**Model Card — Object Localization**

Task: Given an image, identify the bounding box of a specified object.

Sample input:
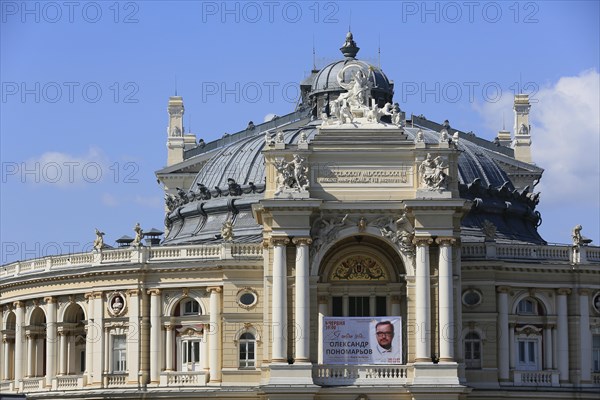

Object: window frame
[239,332,256,369]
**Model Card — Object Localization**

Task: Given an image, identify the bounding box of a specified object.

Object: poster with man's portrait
[322,317,402,364]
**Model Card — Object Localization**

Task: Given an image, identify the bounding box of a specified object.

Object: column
[414,238,432,362]
[148,289,161,383]
[45,297,57,387]
[14,301,24,383]
[497,286,510,381]
[317,297,328,364]
[552,328,558,370]
[165,325,174,371]
[556,288,570,382]
[83,293,94,383]
[92,292,104,385]
[271,237,289,363]
[26,334,34,377]
[202,332,210,370]
[436,237,455,362]
[579,289,591,382]
[543,325,552,370]
[292,237,311,363]
[59,331,67,375]
[208,287,222,382]
[127,289,140,384]
[3,339,11,380]
[391,295,401,316]
[509,323,515,370]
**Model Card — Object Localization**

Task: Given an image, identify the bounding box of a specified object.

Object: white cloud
[134,195,162,209]
[25,147,109,187]
[474,70,600,206]
[101,193,119,207]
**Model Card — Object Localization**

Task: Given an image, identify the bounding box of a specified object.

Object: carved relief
[374,213,414,255]
[330,255,388,281]
[418,153,450,190]
[273,154,309,196]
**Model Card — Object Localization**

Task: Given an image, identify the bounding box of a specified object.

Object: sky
[1,0,599,264]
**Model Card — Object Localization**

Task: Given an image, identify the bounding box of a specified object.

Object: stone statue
[221,220,234,242]
[440,129,449,143]
[572,224,592,246]
[375,213,414,255]
[132,223,144,247]
[111,295,124,313]
[358,217,367,233]
[415,130,424,143]
[274,154,309,195]
[276,131,285,144]
[298,131,308,144]
[391,103,402,125]
[311,214,349,258]
[338,98,354,124]
[93,228,105,251]
[265,131,274,146]
[482,220,497,241]
[519,123,529,135]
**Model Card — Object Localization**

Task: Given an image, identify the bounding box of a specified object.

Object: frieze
[315,166,412,186]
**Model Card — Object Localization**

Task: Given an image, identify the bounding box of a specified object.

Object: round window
[593,292,600,314]
[240,293,256,306]
[237,288,258,309]
[462,289,482,307]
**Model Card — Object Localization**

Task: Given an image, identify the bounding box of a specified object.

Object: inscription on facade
[315,166,412,185]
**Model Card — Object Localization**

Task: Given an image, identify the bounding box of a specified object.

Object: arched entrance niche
[60,303,86,375]
[315,234,408,364]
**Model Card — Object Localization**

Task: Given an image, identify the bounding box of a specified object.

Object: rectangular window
[593,335,600,372]
[80,350,85,373]
[517,338,538,370]
[112,335,127,372]
[348,296,370,317]
[375,296,387,316]
[332,297,343,317]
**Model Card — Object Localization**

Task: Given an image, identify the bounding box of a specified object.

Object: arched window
[239,332,256,369]
[464,332,481,369]
[517,298,540,315]
[179,299,201,316]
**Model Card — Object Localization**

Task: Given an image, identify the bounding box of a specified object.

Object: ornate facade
[1,33,600,399]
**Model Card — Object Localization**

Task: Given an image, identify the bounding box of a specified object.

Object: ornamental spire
[340,31,359,59]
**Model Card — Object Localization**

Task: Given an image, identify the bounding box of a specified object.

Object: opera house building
[1,33,599,400]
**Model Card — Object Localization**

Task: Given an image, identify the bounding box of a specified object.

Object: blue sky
[1,1,599,263]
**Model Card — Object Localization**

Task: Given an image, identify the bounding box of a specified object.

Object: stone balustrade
[313,364,410,386]
[0,243,264,280]
[160,371,209,386]
[513,370,559,387]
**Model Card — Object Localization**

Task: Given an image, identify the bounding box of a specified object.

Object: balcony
[513,370,559,387]
[159,371,209,387]
[104,373,128,388]
[54,374,87,390]
[313,364,410,386]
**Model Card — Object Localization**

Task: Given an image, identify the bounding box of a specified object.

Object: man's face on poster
[376,322,394,350]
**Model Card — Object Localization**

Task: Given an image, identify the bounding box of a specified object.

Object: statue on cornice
[572,224,592,246]
[221,220,234,242]
[93,228,105,251]
[132,222,144,247]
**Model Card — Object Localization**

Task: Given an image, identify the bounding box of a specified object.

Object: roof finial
[174,75,178,96]
[340,30,359,58]
[312,35,316,70]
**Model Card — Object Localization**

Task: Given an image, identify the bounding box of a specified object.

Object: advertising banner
[322,317,402,364]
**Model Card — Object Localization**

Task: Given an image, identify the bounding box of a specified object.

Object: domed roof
[309,32,394,105]
[162,116,543,245]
